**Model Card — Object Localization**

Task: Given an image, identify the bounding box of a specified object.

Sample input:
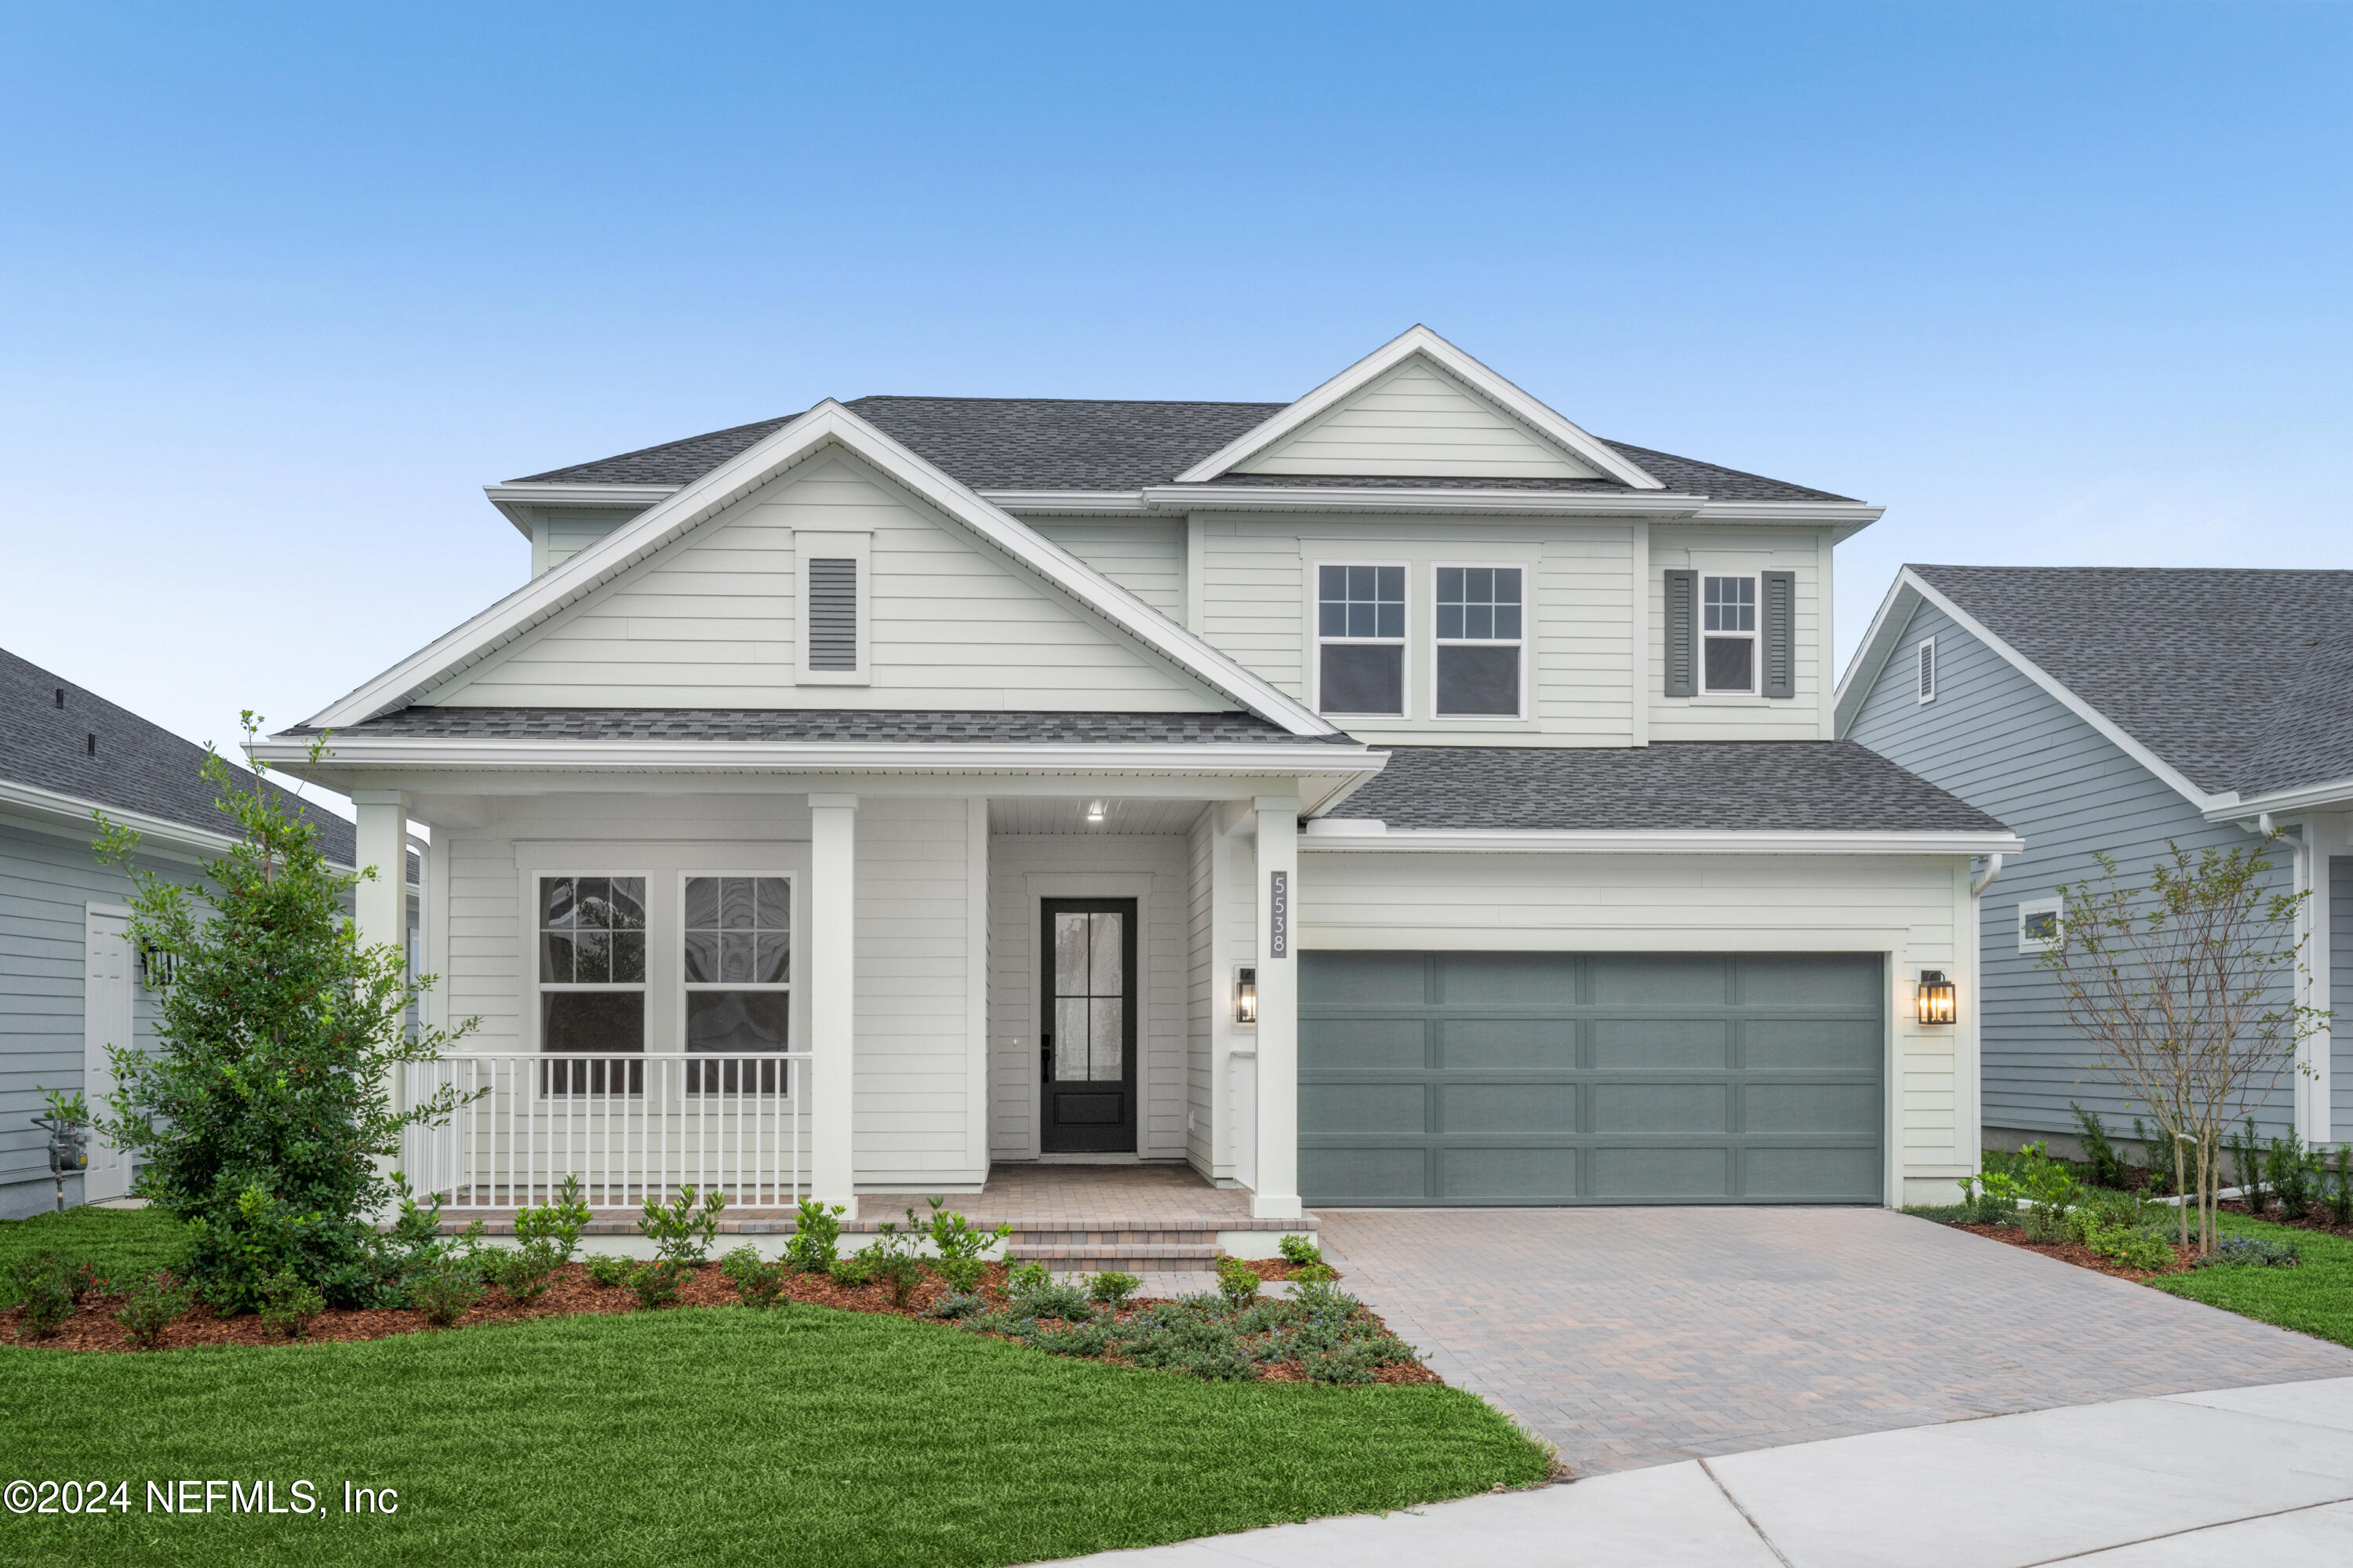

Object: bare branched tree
[2041,838,2324,1253]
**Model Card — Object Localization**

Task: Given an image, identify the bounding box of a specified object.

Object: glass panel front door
[1041,898,1136,1152]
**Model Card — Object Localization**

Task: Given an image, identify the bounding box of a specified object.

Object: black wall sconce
[1234,966,1257,1025]
[1916,970,1956,1026]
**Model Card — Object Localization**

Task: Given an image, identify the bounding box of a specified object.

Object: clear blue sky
[5,2,2348,799]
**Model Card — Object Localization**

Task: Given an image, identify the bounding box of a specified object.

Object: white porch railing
[402,1053,812,1210]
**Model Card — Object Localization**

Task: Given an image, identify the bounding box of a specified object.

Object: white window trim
[531,869,651,1053]
[1698,571,1762,697]
[795,529,872,686]
[1916,636,1937,704]
[676,870,797,1095]
[1431,561,1528,720]
[1310,558,1411,719]
[2019,896,2064,953]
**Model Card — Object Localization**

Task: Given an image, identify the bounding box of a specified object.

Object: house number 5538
[1270,870,1288,959]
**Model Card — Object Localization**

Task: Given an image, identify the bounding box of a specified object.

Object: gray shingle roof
[313,708,1353,745]
[510,397,1857,504]
[2,646,358,863]
[1323,741,2009,833]
[1911,566,2353,797]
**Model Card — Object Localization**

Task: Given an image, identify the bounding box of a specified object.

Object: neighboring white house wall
[1297,848,1977,1204]
[428,789,985,1192]
[985,832,1192,1162]
[1234,356,1600,479]
[433,450,1224,713]
[1648,524,1830,742]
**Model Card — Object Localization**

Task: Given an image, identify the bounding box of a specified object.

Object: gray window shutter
[1762,569,1795,699]
[807,558,859,671]
[1662,569,1696,698]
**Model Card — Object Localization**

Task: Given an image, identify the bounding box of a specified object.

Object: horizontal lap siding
[442,451,1217,712]
[2332,858,2352,1143]
[535,507,642,575]
[987,835,1191,1162]
[1845,600,2294,1144]
[1648,526,1826,741]
[1030,521,1186,621]
[1235,361,1596,479]
[1299,849,1968,1191]
[0,821,184,1213]
[434,792,980,1185]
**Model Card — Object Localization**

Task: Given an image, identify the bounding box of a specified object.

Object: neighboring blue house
[0,647,409,1220]
[1839,566,2353,1162]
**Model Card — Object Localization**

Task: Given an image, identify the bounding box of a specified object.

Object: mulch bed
[1223,1255,1340,1282]
[1945,1222,2196,1282]
[3,1259,1431,1384]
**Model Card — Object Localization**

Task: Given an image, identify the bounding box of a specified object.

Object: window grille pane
[1319,562,1406,641]
[607,879,645,931]
[758,878,791,930]
[1438,567,1522,642]
[1704,635,1755,691]
[572,928,610,984]
[1437,646,1521,715]
[1053,912,1089,995]
[722,931,755,984]
[720,876,756,929]
[1704,576,1755,632]
[755,933,791,985]
[540,933,575,984]
[685,876,719,929]
[611,932,646,985]
[1054,997,1089,1079]
[683,931,718,984]
[1319,643,1404,715]
[1089,997,1124,1081]
[541,876,576,930]
[1088,912,1124,995]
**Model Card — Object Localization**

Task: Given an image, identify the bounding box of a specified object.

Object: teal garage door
[1299,952,1884,1206]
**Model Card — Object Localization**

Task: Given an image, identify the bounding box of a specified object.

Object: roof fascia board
[1144,486,1702,517]
[1171,326,1664,489]
[0,777,242,859]
[315,403,1337,737]
[484,482,678,537]
[2203,777,2353,818]
[246,737,1381,777]
[1881,569,2231,813]
[983,490,1154,515]
[1692,502,1885,527]
[1299,824,2024,855]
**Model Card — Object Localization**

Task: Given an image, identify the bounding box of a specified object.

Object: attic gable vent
[807,558,859,672]
[1916,637,1937,704]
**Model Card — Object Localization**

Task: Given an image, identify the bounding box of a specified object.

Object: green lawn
[2147,1209,2353,1350]
[0,1203,190,1291]
[0,1212,1547,1567]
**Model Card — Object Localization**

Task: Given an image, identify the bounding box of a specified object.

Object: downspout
[1969,853,2004,897]
[1960,853,2001,1188]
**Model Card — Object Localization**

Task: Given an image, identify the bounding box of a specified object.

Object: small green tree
[2042,839,2326,1254]
[92,716,479,1308]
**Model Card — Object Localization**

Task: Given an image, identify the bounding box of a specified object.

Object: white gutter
[0,777,244,857]
[2209,778,2353,820]
[482,482,679,537]
[246,736,1385,779]
[1140,485,1708,517]
[1298,823,2024,855]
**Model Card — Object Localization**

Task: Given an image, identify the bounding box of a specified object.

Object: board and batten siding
[1027,520,1186,622]
[0,819,188,1220]
[434,449,1221,713]
[429,790,986,1188]
[1843,598,2295,1145]
[1235,357,1600,479]
[984,833,1192,1162]
[1646,526,1831,742]
[1295,846,1976,1204]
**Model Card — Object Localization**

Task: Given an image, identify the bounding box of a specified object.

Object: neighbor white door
[83,905,134,1202]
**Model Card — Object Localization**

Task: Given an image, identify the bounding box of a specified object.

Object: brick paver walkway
[1320,1207,2353,1475]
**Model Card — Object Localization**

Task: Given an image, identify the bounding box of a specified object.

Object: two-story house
[257,327,2015,1221]
[1839,566,2353,1162]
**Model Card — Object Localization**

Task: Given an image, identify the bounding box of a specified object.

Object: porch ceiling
[988,797,1211,835]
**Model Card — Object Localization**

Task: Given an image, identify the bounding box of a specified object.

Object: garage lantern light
[1916,970,1957,1026]
[1234,966,1258,1025]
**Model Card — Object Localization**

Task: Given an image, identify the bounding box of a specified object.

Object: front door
[1040,899,1137,1154]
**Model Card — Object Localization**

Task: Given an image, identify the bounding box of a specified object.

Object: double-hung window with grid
[682,875,791,1095]
[537,875,646,1095]
[1317,564,1406,716]
[1435,566,1523,715]
[1701,575,1759,694]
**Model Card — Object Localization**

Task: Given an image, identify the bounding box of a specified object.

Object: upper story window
[537,875,646,1093]
[1316,564,1406,716]
[1701,575,1758,694]
[1435,566,1523,716]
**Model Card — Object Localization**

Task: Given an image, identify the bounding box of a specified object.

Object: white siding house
[262,327,2017,1217]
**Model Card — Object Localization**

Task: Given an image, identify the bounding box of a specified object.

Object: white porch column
[1251,793,1301,1221]
[809,793,859,1217]
[352,789,409,1202]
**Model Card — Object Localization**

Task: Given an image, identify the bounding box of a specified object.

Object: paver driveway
[1319,1207,2353,1475]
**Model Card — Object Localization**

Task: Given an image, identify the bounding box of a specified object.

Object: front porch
[428,1162,1320,1281]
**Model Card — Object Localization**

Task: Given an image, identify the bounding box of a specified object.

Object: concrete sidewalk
[1046,1376,2353,1566]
